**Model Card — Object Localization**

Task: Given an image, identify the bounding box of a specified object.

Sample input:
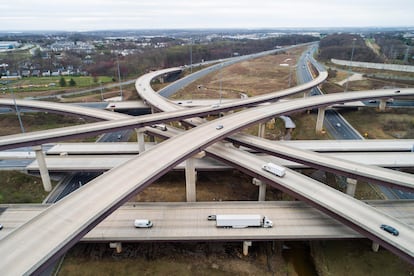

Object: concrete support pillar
[185,158,196,202]
[243,241,252,256]
[135,128,146,153]
[379,99,386,111]
[109,242,122,253]
[346,178,358,197]
[185,151,206,202]
[258,123,266,138]
[252,178,266,201]
[33,145,52,192]
[372,242,380,252]
[316,107,325,132]
[326,172,337,186]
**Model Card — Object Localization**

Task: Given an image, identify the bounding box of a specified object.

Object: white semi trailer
[215,214,273,228]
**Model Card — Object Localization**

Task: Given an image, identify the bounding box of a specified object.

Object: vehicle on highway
[151,124,168,131]
[262,162,286,177]
[216,124,224,130]
[117,134,122,140]
[207,215,216,221]
[380,224,399,236]
[215,214,273,228]
[336,123,341,127]
[0,224,3,230]
[134,219,153,228]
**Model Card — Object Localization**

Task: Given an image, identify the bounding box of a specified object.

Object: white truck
[214,214,273,228]
[262,162,286,177]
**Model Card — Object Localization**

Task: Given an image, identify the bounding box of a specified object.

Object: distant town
[1,28,413,83]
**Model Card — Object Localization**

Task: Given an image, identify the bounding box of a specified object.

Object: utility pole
[344,38,356,92]
[190,38,193,73]
[9,81,25,133]
[116,55,123,100]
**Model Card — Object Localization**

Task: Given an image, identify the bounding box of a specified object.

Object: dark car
[380,224,399,236]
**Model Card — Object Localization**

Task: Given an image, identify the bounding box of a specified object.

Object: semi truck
[262,162,286,177]
[214,214,273,228]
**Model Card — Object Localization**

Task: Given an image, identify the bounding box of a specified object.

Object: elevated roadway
[40,139,414,155]
[24,152,414,172]
[1,201,413,242]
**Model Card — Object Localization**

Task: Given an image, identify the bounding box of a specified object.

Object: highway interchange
[0,44,413,274]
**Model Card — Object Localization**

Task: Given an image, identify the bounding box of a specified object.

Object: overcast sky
[1,0,413,31]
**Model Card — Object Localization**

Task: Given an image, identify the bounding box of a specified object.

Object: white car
[134,219,153,228]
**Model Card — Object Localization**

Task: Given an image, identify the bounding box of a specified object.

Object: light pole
[189,38,193,74]
[219,62,223,105]
[9,80,25,133]
[116,55,123,100]
[99,81,104,101]
[345,38,356,92]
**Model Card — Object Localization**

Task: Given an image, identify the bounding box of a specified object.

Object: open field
[341,108,414,139]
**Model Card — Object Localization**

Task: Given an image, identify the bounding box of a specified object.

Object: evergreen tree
[69,78,76,86]
[59,77,67,87]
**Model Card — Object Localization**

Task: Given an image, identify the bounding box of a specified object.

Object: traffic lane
[324,110,362,140]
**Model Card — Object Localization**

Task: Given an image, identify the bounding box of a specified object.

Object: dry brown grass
[171,52,299,100]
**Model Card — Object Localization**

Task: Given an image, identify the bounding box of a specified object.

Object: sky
[1,0,413,31]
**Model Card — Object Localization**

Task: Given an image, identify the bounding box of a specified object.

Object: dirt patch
[171,52,299,100]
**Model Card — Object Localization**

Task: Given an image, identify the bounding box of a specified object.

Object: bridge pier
[315,107,325,132]
[33,145,52,192]
[372,242,380,252]
[346,178,358,197]
[185,151,205,202]
[379,99,386,111]
[136,128,146,153]
[243,241,252,256]
[258,122,266,138]
[109,242,122,253]
[252,178,266,201]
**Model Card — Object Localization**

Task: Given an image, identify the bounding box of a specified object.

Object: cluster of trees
[59,77,76,87]
[318,34,382,63]
[372,33,413,64]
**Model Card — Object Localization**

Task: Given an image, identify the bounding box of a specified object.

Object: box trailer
[215,214,273,228]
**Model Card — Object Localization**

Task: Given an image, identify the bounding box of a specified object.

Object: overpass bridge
[1,201,413,242]
[23,152,414,172]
